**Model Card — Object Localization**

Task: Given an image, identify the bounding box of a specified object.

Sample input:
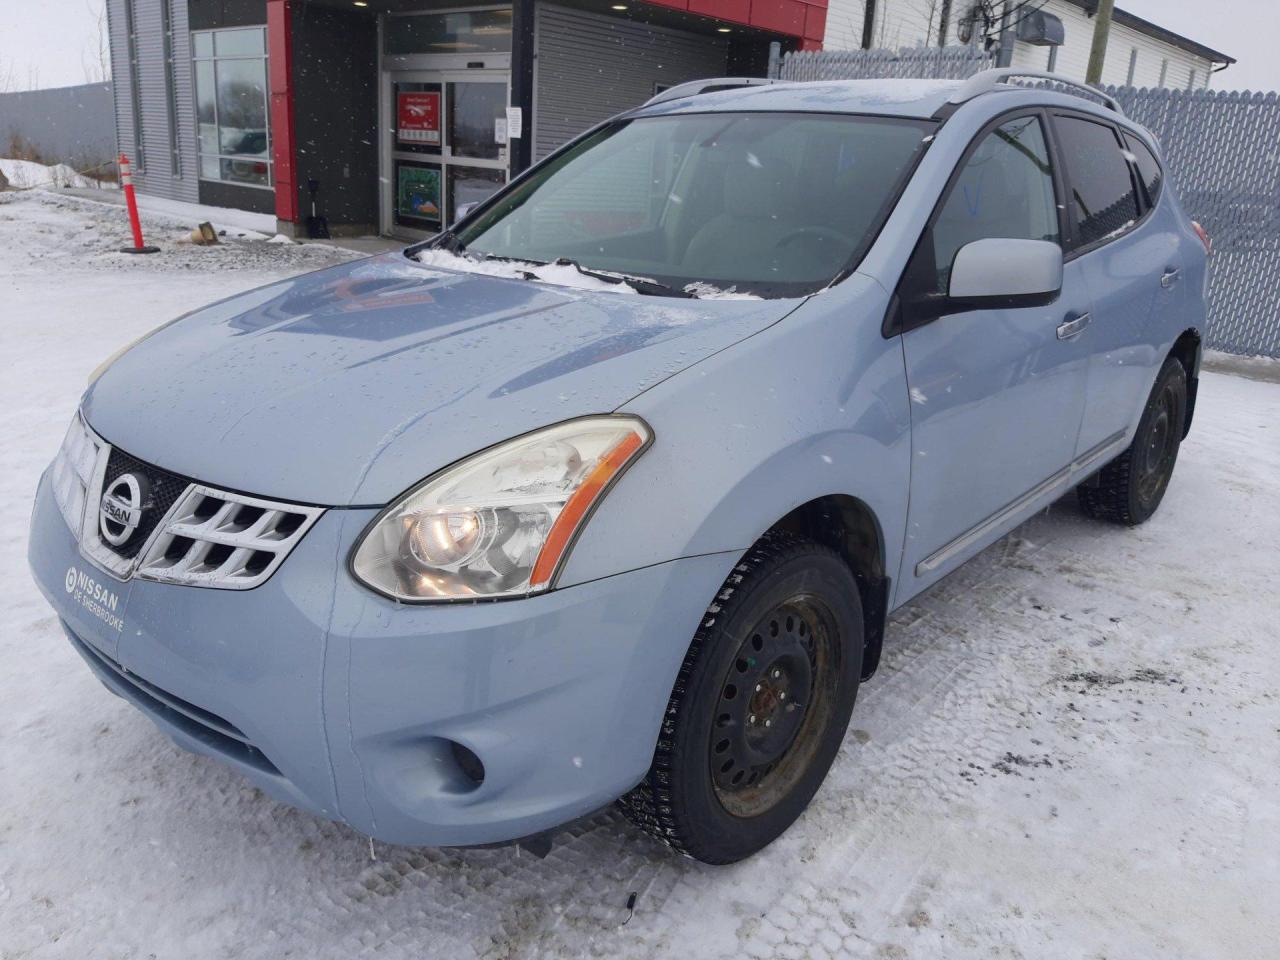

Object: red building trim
[644,0,824,44]
[267,0,298,223]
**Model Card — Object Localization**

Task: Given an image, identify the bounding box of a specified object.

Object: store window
[192,27,272,189]
[383,9,512,55]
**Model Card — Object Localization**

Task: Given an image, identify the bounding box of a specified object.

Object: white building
[822,1,1235,90]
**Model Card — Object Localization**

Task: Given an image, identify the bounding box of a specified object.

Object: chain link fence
[774,47,1280,358]
[778,46,995,82]
[1104,86,1280,358]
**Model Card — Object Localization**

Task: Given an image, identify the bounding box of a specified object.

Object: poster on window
[397,91,441,146]
[395,161,442,228]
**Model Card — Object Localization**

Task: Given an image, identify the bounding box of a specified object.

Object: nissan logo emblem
[99,473,148,546]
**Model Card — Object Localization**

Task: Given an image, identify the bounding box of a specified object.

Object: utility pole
[861,0,878,50]
[937,0,952,46]
[996,0,1015,68]
[1085,0,1116,86]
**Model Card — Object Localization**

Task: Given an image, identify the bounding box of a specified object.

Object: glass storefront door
[383,71,509,239]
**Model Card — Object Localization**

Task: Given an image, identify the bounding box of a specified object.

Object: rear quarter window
[1053,115,1141,249]
[1123,133,1164,209]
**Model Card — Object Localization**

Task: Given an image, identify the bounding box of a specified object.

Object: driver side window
[929,115,1060,294]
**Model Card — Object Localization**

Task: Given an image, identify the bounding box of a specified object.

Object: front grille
[72,416,325,590]
[67,627,280,776]
[101,447,192,559]
[134,484,322,589]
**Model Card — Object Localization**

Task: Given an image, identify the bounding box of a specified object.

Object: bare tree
[0,57,43,93]
[0,56,17,94]
[82,0,111,84]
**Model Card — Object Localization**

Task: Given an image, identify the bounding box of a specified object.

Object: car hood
[84,253,800,505]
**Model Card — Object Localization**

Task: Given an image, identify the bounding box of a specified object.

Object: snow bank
[0,157,103,190]
[134,193,277,237]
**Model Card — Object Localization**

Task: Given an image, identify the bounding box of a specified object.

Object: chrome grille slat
[134,484,323,590]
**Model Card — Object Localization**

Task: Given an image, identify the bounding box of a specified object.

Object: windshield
[445,112,936,298]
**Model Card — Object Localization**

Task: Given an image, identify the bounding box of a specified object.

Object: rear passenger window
[1054,116,1140,248]
[928,115,1060,294]
[1123,133,1164,209]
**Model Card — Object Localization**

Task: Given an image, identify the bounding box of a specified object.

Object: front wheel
[620,532,863,864]
[1078,356,1188,525]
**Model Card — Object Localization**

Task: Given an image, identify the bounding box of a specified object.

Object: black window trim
[1047,109,1152,262]
[1120,129,1165,212]
[885,106,1068,338]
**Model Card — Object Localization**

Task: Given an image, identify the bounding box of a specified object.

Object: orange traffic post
[118,154,159,254]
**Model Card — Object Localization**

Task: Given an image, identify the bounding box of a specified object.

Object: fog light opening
[449,740,485,789]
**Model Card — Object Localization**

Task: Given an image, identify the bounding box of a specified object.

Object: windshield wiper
[435,230,467,255]
[544,257,694,298]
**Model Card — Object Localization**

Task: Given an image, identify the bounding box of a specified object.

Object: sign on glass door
[395,160,442,230]
[397,90,441,146]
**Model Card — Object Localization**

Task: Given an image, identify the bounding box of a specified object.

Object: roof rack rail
[947,68,1124,115]
[643,77,784,108]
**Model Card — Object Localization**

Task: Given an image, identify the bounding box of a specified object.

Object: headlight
[50,412,100,535]
[350,416,651,602]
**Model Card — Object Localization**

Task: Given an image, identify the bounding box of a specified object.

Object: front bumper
[28,469,736,846]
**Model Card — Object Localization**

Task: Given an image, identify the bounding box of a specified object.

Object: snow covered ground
[2,189,1278,959]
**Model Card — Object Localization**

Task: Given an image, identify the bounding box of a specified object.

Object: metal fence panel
[778,46,994,82]
[0,83,116,170]
[774,47,1280,358]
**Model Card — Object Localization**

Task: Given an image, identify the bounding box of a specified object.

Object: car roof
[629,73,1137,131]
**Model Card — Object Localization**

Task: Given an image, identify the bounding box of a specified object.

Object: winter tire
[1078,355,1188,526]
[620,531,863,864]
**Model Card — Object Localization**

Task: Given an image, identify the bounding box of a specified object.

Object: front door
[383,71,509,239]
[896,112,1092,595]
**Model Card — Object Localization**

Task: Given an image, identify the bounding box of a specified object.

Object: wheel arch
[764,494,889,682]
[1168,328,1202,438]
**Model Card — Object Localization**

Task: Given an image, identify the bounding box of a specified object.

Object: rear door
[896,112,1092,594]
[1050,113,1183,457]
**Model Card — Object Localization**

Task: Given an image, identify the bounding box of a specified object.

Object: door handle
[1161,268,1180,288]
[1057,313,1092,340]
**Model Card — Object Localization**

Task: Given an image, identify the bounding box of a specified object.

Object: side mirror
[947,237,1063,310]
[452,201,479,226]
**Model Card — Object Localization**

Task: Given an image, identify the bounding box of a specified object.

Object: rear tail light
[1191,220,1213,256]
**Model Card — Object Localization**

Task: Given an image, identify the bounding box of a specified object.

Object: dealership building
[105,0,825,238]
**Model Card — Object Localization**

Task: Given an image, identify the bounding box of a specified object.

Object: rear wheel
[1078,356,1187,526]
[620,531,863,864]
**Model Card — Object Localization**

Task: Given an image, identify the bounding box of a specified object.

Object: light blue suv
[29,69,1209,863]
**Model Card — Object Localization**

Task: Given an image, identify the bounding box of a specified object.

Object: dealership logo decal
[64,565,124,633]
[99,473,147,546]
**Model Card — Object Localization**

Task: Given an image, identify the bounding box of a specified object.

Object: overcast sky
[1,0,1277,93]
[1118,0,1276,91]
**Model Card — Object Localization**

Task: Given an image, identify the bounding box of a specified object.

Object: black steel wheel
[620,531,863,864]
[710,597,838,818]
[1078,356,1188,526]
